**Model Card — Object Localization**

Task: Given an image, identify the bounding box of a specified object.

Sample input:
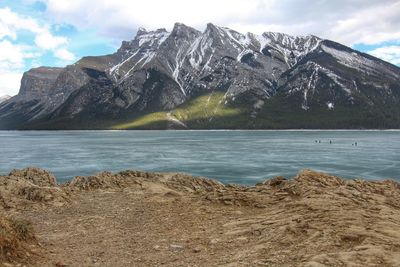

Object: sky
[1,0,400,96]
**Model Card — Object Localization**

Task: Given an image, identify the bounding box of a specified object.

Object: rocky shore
[1,168,400,266]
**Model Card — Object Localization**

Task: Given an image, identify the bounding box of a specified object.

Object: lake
[0,130,399,184]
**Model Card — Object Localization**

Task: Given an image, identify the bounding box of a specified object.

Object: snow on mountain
[1,22,400,130]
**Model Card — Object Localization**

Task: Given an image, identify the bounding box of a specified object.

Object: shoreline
[0,167,398,187]
[1,129,400,132]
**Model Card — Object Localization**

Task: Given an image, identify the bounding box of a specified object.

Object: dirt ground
[1,168,400,266]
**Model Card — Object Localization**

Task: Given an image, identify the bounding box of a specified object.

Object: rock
[17,67,63,102]
[265,176,287,187]
[236,237,248,243]
[170,244,184,251]
[232,210,244,215]
[192,247,201,253]
[209,239,219,245]
[9,168,57,187]
[0,168,69,209]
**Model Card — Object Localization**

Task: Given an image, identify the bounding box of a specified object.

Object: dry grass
[2,168,400,266]
[0,216,36,264]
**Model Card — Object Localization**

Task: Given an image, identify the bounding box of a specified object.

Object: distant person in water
[355,142,358,146]
[330,140,332,144]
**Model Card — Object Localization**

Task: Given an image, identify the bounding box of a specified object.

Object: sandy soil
[1,168,400,266]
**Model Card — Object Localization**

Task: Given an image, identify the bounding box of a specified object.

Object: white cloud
[0,72,23,96]
[0,7,73,51]
[54,48,75,61]
[37,0,400,47]
[35,32,68,50]
[0,7,75,96]
[0,7,42,39]
[368,46,400,65]
[327,1,400,45]
[0,40,27,69]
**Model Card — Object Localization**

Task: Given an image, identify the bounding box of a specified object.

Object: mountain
[1,23,400,130]
[0,95,11,104]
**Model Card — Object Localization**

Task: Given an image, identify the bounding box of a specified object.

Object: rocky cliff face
[16,67,63,101]
[1,23,399,129]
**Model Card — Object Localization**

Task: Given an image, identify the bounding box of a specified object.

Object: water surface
[0,130,399,184]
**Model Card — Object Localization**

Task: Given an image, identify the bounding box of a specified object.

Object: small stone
[236,237,248,242]
[192,247,201,253]
[209,239,219,245]
[232,210,243,215]
[170,244,184,250]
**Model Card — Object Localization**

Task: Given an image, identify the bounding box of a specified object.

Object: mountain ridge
[1,22,400,129]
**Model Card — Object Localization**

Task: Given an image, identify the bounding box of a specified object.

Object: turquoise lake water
[0,130,399,184]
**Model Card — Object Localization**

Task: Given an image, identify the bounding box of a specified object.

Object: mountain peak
[173,22,187,29]
[171,22,201,38]
[137,27,148,35]
[205,22,219,32]
[204,23,226,41]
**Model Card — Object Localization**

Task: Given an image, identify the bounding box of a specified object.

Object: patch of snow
[253,34,270,53]
[352,80,359,92]
[172,45,186,96]
[261,33,321,66]
[138,31,169,47]
[254,100,264,109]
[308,62,352,95]
[109,50,140,77]
[123,50,155,79]
[188,35,214,71]
[298,65,319,110]
[109,30,170,82]
[219,26,249,52]
[324,70,351,94]
[301,102,310,110]
[321,44,400,79]
[201,47,215,73]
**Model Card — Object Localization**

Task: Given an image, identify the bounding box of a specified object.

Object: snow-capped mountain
[1,23,400,129]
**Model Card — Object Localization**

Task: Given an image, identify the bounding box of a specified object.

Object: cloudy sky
[1,0,400,96]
